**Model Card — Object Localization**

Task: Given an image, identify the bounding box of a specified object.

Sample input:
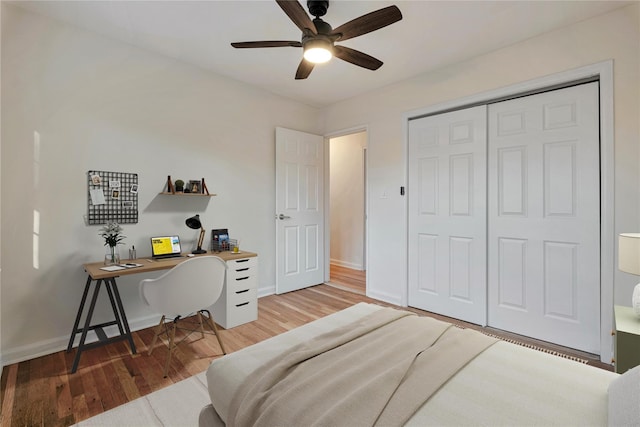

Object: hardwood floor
[328,264,366,294]
[0,284,611,427]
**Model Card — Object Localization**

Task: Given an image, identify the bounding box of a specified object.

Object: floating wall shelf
[159,192,216,197]
[163,175,214,196]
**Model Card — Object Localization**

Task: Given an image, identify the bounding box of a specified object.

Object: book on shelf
[211,228,230,251]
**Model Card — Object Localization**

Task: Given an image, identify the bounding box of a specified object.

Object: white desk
[66,251,258,373]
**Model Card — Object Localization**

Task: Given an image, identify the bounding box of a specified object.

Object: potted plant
[99,222,126,265]
[174,179,185,192]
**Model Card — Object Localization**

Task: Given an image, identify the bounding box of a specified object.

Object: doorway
[328,131,367,294]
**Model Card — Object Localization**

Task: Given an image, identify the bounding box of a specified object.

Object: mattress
[205,302,618,426]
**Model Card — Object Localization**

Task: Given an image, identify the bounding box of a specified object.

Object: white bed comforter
[204,303,617,426]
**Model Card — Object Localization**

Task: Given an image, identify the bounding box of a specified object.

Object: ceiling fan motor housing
[312,18,332,35]
[307,0,328,17]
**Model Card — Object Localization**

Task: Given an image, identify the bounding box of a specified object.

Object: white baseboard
[329,259,364,270]
[258,285,275,298]
[1,314,160,367]
[367,289,403,307]
[4,284,309,367]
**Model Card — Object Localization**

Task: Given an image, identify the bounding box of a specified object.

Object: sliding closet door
[487,82,600,354]
[408,106,487,325]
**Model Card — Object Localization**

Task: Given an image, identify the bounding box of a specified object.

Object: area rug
[73,371,210,426]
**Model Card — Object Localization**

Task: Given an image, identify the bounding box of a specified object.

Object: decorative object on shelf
[185,214,207,254]
[174,179,184,192]
[87,170,138,224]
[188,180,202,194]
[619,233,640,317]
[100,221,126,265]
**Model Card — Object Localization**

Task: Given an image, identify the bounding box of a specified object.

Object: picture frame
[91,174,102,185]
[122,200,133,208]
[188,180,202,194]
[130,183,138,194]
[112,189,120,199]
[109,180,121,188]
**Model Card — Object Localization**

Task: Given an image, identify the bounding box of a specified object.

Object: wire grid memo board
[87,170,139,225]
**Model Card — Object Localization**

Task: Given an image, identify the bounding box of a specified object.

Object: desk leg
[70,279,103,374]
[108,278,137,354]
[66,276,92,353]
[104,280,125,336]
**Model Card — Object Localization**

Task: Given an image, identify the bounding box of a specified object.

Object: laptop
[150,235,183,259]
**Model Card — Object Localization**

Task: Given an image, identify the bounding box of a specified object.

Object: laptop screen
[150,236,182,257]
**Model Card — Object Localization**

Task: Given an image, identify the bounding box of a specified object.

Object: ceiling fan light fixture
[303,39,332,63]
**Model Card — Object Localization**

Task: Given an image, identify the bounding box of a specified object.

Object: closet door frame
[403,60,614,363]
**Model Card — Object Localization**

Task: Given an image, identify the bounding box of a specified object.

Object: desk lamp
[185,214,207,254]
[619,233,640,317]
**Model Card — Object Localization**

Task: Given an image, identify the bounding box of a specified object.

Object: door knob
[277,214,291,220]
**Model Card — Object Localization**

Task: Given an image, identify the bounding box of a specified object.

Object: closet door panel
[408,106,487,325]
[487,82,600,354]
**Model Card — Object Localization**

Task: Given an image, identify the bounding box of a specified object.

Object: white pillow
[608,365,640,426]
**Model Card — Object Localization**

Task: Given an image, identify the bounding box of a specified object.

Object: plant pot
[104,246,121,265]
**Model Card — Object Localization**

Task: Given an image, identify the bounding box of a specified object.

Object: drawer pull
[236,302,249,307]
[235,268,249,272]
[236,259,249,263]
[235,276,250,281]
[236,289,249,294]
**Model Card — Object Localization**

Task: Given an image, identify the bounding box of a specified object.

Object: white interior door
[275,127,325,294]
[408,106,487,325]
[487,82,600,354]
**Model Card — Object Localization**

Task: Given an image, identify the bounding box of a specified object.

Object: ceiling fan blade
[330,5,402,42]
[295,59,315,80]
[231,41,302,48]
[276,0,317,35]
[333,45,383,70]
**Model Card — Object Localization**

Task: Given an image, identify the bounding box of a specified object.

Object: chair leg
[163,321,177,378]
[202,310,227,355]
[196,312,205,339]
[148,315,166,356]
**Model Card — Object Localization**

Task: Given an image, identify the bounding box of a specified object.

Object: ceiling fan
[230,0,403,80]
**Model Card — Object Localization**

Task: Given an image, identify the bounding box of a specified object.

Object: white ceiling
[10,0,633,108]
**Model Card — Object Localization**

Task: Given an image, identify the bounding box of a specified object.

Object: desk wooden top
[84,251,257,280]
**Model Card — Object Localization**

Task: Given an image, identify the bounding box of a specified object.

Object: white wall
[322,4,640,307]
[329,132,366,270]
[0,2,4,370]
[0,4,321,364]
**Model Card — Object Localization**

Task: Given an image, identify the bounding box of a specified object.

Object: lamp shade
[185,214,202,230]
[185,214,206,254]
[619,233,640,276]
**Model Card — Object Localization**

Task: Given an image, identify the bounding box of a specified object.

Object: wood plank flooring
[328,264,366,294]
[0,283,611,427]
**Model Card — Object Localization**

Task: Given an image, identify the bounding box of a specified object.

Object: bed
[199,303,638,426]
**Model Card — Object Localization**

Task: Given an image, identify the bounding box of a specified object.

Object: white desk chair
[139,256,228,377]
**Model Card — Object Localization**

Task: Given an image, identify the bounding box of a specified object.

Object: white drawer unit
[213,254,258,329]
